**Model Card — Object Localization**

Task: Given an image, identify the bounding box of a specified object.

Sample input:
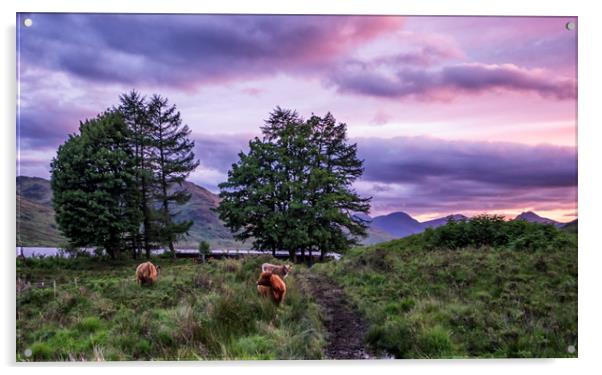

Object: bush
[421,215,572,251]
[30,342,54,361]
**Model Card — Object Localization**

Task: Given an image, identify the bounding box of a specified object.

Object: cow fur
[136,261,159,286]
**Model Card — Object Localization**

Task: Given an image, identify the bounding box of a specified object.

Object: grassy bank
[314,220,578,358]
[17,256,325,361]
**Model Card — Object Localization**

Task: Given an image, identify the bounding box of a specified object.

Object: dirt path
[299,272,372,360]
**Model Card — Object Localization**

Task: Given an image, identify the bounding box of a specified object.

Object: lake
[16,247,341,260]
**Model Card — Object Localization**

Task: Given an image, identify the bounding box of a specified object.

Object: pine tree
[118,91,158,259]
[50,111,137,259]
[147,95,200,257]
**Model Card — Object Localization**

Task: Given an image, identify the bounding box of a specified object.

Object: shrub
[29,342,54,361]
[366,317,414,358]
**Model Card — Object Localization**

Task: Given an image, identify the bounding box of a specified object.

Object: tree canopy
[216,107,371,262]
[51,92,199,259]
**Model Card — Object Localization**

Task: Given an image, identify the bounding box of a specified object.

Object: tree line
[50,91,199,259]
[50,97,370,262]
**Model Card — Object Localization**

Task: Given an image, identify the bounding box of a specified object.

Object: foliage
[50,111,138,259]
[147,95,200,256]
[49,91,199,260]
[216,107,370,261]
[198,241,211,263]
[417,214,576,251]
[314,221,578,358]
[17,256,325,361]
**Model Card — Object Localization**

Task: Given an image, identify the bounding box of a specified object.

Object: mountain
[371,211,424,238]
[17,193,65,247]
[17,176,65,247]
[15,176,238,248]
[17,176,53,207]
[514,211,562,227]
[170,181,238,248]
[561,219,578,233]
[422,214,468,229]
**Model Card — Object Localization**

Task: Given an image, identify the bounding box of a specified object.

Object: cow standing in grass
[261,263,292,279]
[136,262,160,286]
[256,271,287,305]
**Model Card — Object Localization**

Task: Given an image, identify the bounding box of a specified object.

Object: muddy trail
[299,272,373,360]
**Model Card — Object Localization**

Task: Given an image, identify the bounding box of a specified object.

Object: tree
[216,138,283,256]
[50,111,137,259]
[306,112,371,262]
[147,95,200,257]
[118,91,159,259]
[216,107,371,263]
[198,240,210,263]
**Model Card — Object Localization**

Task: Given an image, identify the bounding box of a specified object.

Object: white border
[2,1,601,374]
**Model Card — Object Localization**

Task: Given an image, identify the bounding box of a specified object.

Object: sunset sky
[16,14,577,222]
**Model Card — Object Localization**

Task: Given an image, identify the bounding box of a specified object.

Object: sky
[16,14,577,222]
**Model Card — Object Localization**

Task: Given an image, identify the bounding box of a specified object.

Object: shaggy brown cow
[261,263,293,279]
[256,271,287,305]
[136,261,160,286]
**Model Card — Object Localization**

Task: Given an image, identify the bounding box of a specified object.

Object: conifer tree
[147,95,200,257]
[118,91,158,258]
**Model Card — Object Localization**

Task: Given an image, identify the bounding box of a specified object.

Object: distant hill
[17,193,65,247]
[421,214,468,229]
[514,211,562,227]
[15,176,238,248]
[17,176,53,207]
[561,219,578,233]
[368,211,573,239]
[170,181,238,248]
[371,212,424,238]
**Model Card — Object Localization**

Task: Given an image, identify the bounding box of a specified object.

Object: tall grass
[17,256,325,361]
[314,219,578,359]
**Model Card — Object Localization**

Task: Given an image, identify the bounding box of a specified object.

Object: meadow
[16,255,325,361]
[313,219,578,358]
[16,218,578,361]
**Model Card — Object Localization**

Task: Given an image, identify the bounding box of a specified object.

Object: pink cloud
[330,62,576,101]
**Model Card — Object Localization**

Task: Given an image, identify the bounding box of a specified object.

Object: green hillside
[314,217,578,358]
[171,181,238,248]
[17,194,65,247]
[17,176,54,207]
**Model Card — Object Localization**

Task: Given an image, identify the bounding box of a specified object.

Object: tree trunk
[308,248,313,267]
[106,246,116,260]
[169,241,176,259]
[319,250,325,262]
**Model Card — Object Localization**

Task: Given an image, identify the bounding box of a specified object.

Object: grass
[17,255,325,361]
[313,224,578,359]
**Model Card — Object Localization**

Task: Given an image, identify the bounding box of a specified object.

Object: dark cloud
[354,136,576,216]
[358,136,577,188]
[330,62,576,100]
[19,14,402,89]
[17,129,577,217]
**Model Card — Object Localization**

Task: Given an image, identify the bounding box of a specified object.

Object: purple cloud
[357,136,577,189]
[330,62,576,100]
[19,14,403,89]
